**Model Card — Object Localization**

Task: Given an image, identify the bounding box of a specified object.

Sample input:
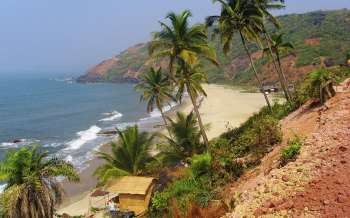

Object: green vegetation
[206,0,277,109]
[290,67,350,106]
[135,67,175,137]
[161,112,202,164]
[94,126,155,184]
[149,10,218,147]
[280,136,303,166]
[94,9,350,85]
[263,33,294,101]
[3,1,350,217]
[150,154,214,216]
[0,146,79,218]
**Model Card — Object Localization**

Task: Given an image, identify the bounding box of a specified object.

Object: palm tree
[253,0,292,101]
[94,125,155,184]
[206,0,272,110]
[263,33,294,100]
[149,10,218,79]
[175,63,211,147]
[161,112,202,164]
[135,67,175,137]
[150,10,218,147]
[0,145,79,218]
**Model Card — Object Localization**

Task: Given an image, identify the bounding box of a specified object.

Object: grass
[280,136,303,167]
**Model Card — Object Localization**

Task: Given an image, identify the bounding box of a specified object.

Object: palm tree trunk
[276,52,291,100]
[157,101,173,138]
[185,82,209,147]
[239,32,272,110]
[263,32,291,102]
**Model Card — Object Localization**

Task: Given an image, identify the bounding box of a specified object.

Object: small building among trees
[107,176,156,216]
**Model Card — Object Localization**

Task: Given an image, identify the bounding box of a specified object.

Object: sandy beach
[57,84,268,216]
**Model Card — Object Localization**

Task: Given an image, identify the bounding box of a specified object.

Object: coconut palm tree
[135,67,175,137]
[0,145,79,218]
[149,10,218,79]
[161,112,202,164]
[206,0,272,110]
[150,10,218,147]
[94,125,155,184]
[253,0,292,102]
[175,63,210,147]
[263,33,294,99]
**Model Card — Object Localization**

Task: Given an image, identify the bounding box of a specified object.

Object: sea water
[0,73,172,172]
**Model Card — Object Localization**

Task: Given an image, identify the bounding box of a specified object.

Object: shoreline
[58,97,190,208]
[58,84,268,215]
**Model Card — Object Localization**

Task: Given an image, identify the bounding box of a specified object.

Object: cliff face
[77,9,350,84]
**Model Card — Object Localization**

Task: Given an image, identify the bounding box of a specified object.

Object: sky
[0,0,350,75]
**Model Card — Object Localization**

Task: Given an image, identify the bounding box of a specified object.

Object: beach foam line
[0,184,6,193]
[141,102,177,121]
[0,139,38,149]
[99,110,123,122]
[65,125,101,150]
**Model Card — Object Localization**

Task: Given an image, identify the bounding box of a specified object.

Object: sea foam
[65,125,101,150]
[0,184,6,193]
[99,111,123,122]
[141,102,177,121]
[0,139,38,149]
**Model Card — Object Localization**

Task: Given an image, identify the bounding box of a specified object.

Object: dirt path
[224,92,350,217]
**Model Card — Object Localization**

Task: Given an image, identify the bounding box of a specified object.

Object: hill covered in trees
[77,9,350,85]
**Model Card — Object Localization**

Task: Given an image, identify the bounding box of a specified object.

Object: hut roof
[107,176,155,195]
[90,189,109,197]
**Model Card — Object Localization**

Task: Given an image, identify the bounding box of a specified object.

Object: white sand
[180,84,267,140]
[57,84,268,216]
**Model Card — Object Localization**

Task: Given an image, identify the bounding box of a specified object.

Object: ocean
[0,73,168,178]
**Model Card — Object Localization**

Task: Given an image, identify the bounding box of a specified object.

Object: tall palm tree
[94,125,155,184]
[175,63,210,147]
[149,10,218,79]
[161,112,202,164]
[206,0,272,110]
[150,10,218,147]
[253,0,292,101]
[0,146,79,218]
[135,67,175,137]
[263,33,294,99]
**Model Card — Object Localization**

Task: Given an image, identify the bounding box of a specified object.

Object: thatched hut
[107,176,155,215]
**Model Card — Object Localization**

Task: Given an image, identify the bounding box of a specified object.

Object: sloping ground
[223,91,350,217]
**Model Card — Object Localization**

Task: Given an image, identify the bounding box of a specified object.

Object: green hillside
[78,9,350,84]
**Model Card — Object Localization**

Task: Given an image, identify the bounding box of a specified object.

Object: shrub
[150,176,213,215]
[229,115,282,158]
[145,155,166,176]
[190,153,212,178]
[280,136,303,166]
[209,109,282,185]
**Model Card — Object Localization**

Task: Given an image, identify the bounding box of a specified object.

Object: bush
[280,136,303,166]
[150,176,213,215]
[190,153,212,178]
[228,115,282,158]
[290,66,350,107]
